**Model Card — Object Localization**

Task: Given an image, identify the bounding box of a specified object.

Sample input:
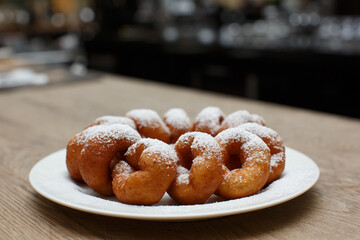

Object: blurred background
[0,0,359,118]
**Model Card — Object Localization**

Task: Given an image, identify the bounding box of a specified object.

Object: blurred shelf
[0,22,97,36]
[84,36,360,118]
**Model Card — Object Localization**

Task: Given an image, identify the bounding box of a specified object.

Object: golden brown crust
[84,116,136,130]
[65,108,286,205]
[71,125,141,195]
[66,116,136,183]
[126,109,171,143]
[193,107,225,136]
[167,132,224,205]
[66,134,84,182]
[112,139,177,205]
[163,108,192,143]
[218,110,266,133]
[215,128,271,199]
[237,123,286,185]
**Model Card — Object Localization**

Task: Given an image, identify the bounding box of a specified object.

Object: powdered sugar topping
[114,161,133,176]
[176,166,190,184]
[164,108,191,129]
[94,116,136,129]
[126,109,162,126]
[237,123,285,168]
[76,124,141,146]
[191,132,222,159]
[194,106,225,135]
[270,152,285,168]
[221,110,265,128]
[215,128,269,163]
[176,132,222,165]
[126,138,179,165]
[126,109,170,134]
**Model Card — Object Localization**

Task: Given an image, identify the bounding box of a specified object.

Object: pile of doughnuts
[66,107,285,205]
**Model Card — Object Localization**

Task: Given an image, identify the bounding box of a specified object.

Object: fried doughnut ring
[218,110,265,133]
[67,117,136,182]
[66,132,86,182]
[85,116,136,130]
[126,109,171,143]
[163,108,192,143]
[238,123,286,185]
[112,138,178,205]
[79,124,141,195]
[193,106,225,136]
[167,132,224,205]
[215,128,270,199]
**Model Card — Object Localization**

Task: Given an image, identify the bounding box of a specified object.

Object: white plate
[29,147,319,221]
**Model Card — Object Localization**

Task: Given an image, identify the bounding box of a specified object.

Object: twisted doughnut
[218,110,265,133]
[85,116,136,130]
[112,138,178,205]
[78,124,141,195]
[167,132,224,205]
[66,132,86,182]
[126,109,171,143]
[193,106,225,136]
[66,107,287,205]
[237,123,285,185]
[215,128,271,199]
[67,118,137,183]
[163,108,192,143]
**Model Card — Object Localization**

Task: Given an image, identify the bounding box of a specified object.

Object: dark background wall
[1,0,358,118]
[84,0,360,118]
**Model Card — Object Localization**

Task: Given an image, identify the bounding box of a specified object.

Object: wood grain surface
[0,74,359,239]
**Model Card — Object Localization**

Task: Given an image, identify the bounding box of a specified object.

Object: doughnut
[65,107,285,205]
[237,123,285,185]
[112,138,178,205]
[218,110,265,133]
[215,128,271,199]
[66,133,86,182]
[78,124,141,195]
[163,108,192,143]
[85,116,136,130]
[167,132,224,205]
[193,106,225,136]
[126,109,171,143]
[66,120,136,183]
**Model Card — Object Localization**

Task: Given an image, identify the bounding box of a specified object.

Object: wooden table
[1,74,359,239]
